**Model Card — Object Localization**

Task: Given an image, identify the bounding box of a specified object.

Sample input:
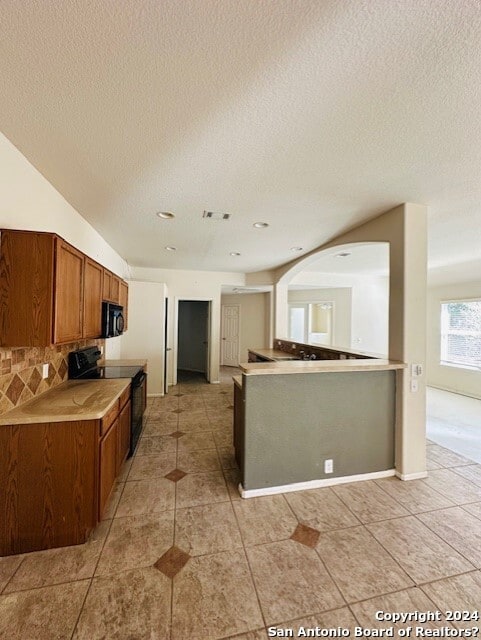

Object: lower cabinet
[99,417,120,519]
[98,390,131,520]
[0,386,132,556]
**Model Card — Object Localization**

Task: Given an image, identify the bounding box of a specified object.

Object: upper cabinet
[54,238,84,343]
[83,258,103,339]
[0,230,128,347]
[102,269,121,304]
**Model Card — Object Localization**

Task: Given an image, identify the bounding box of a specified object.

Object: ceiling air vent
[203,210,230,220]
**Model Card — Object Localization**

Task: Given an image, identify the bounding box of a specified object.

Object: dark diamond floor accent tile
[290,523,320,548]
[173,409,184,414]
[173,393,184,397]
[165,468,187,483]
[169,431,185,439]
[154,545,191,578]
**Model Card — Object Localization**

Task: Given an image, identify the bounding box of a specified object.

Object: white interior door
[221,304,240,366]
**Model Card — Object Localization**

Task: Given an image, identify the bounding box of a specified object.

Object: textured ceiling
[1,0,481,280]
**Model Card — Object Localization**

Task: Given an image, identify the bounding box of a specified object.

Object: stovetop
[68,346,144,381]
[77,365,144,380]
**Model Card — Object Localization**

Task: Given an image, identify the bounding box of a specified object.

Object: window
[288,302,334,345]
[440,300,481,369]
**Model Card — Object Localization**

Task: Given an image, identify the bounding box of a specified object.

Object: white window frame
[440,298,481,371]
[288,301,335,345]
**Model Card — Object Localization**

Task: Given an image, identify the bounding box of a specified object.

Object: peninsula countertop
[240,358,406,375]
[248,348,299,361]
[0,378,131,426]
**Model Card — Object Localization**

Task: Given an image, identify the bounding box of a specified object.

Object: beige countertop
[232,375,242,388]
[0,379,131,426]
[240,359,406,375]
[248,348,299,361]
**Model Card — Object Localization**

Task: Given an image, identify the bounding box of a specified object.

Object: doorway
[176,300,210,382]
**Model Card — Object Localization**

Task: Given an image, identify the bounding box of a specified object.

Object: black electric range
[68,346,147,455]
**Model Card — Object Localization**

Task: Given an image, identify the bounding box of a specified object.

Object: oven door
[130,372,146,455]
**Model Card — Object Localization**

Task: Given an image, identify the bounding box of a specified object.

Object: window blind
[440,300,481,368]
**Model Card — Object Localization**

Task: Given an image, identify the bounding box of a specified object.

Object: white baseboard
[239,468,396,499]
[146,393,163,397]
[395,470,428,480]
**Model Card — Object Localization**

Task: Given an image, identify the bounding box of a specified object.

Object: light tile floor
[2,371,481,638]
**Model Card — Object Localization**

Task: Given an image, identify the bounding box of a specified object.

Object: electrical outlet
[324,459,333,474]
[42,363,49,379]
[291,343,296,349]
[410,379,419,392]
[99,345,104,355]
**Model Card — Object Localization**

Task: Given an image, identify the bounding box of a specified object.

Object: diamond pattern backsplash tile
[0,339,105,416]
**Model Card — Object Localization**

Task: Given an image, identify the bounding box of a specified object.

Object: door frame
[221,303,241,366]
[173,297,213,386]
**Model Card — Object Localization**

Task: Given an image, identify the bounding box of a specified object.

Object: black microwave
[102,302,125,338]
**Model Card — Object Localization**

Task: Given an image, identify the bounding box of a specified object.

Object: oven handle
[132,372,147,388]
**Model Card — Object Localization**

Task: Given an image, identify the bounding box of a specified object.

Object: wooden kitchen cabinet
[83,258,103,338]
[102,269,113,301]
[53,238,84,343]
[103,269,120,304]
[110,275,120,303]
[99,417,119,519]
[0,419,98,556]
[0,229,129,346]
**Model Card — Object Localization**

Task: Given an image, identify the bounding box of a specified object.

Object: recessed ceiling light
[165,246,177,251]
[290,247,303,252]
[253,222,269,228]
[335,251,351,258]
[156,211,175,219]
[230,252,241,256]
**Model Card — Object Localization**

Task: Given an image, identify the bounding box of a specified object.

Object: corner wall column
[273,282,288,339]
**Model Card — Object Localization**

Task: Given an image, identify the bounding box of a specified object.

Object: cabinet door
[119,280,128,330]
[110,276,120,303]
[83,258,103,338]
[118,400,131,470]
[102,270,112,301]
[99,419,118,519]
[0,230,55,347]
[53,239,84,343]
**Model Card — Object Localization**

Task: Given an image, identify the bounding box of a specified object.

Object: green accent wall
[241,370,396,490]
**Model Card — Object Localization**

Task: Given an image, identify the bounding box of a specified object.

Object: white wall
[350,277,389,356]
[120,281,166,396]
[130,267,244,384]
[0,134,128,277]
[427,282,481,399]
[221,293,270,363]
[288,273,389,355]
[0,133,131,359]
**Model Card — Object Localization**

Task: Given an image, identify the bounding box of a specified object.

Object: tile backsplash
[0,339,104,416]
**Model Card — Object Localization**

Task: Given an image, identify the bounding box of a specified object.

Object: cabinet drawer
[119,385,131,410]
[101,400,119,436]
